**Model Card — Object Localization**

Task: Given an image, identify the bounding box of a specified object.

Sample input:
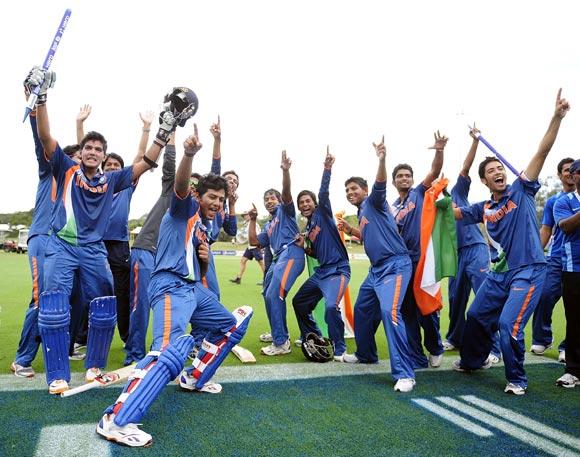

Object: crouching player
[97,127,252,447]
[338,136,416,392]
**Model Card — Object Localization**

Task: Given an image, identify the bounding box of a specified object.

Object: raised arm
[25,67,57,157]
[210,115,221,174]
[374,135,386,182]
[422,131,448,187]
[460,126,480,177]
[75,104,91,143]
[524,89,570,181]
[319,146,334,206]
[281,150,292,204]
[134,111,154,164]
[175,124,202,198]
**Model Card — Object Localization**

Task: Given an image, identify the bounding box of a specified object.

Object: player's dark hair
[557,157,575,174]
[392,164,414,181]
[197,173,228,197]
[63,144,81,158]
[222,170,239,181]
[297,190,318,207]
[344,177,368,190]
[80,131,108,154]
[103,152,124,168]
[263,188,282,202]
[478,156,503,179]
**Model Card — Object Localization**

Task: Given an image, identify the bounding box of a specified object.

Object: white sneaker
[178,370,223,394]
[504,382,526,395]
[452,358,492,373]
[10,361,35,378]
[259,333,273,343]
[260,340,291,356]
[558,351,566,363]
[394,378,416,392]
[487,354,501,364]
[442,340,456,351]
[96,413,152,447]
[85,367,103,382]
[69,349,86,361]
[294,339,303,347]
[429,354,443,368]
[530,343,552,355]
[48,379,69,395]
[334,353,358,363]
[556,373,579,388]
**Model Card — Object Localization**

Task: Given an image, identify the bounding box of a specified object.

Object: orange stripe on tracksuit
[132,262,139,312]
[162,294,172,349]
[279,259,295,299]
[62,165,80,203]
[511,285,535,338]
[32,256,39,307]
[391,274,403,324]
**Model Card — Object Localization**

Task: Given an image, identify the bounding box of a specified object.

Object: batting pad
[38,291,71,384]
[190,306,253,389]
[85,296,117,369]
[112,335,194,426]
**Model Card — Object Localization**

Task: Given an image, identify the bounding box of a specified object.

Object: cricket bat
[232,345,256,363]
[60,364,136,398]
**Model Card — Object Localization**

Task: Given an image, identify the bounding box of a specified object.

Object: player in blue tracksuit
[249,150,305,356]
[97,127,252,448]
[292,148,351,358]
[453,89,570,394]
[26,66,180,394]
[530,157,575,358]
[337,136,416,392]
[391,131,448,369]
[445,127,498,359]
[553,159,580,388]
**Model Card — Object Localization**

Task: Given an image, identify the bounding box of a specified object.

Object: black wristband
[153,139,166,149]
[143,154,158,168]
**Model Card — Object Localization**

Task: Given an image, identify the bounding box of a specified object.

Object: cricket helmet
[301,332,334,363]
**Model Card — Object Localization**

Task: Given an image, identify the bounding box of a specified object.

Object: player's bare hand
[323,145,335,169]
[294,233,305,249]
[469,123,480,141]
[184,123,202,156]
[77,104,92,123]
[555,88,571,119]
[139,111,154,128]
[372,135,386,160]
[428,130,448,151]
[210,115,221,139]
[248,203,258,221]
[228,191,238,204]
[280,150,292,170]
[197,242,210,263]
[336,215,351,234]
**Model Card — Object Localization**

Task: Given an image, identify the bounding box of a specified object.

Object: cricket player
[391,132,448,369]
[230,212,265,284]
[530,157,575,361]
[26,67,192,394]
[336,136,416,392]
[292,147,351,360]
[553,158,580,388]
[248,151,305,356]
[97,127,252,447]
[453,89,570,395]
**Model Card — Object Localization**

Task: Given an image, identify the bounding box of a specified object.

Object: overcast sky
[1,0,578,218]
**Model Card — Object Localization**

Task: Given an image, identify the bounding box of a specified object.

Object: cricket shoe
[504,382,526,395]
[429,353,443,368]
[334,353,358,363]
[452,358,492,373]
[556,373,579,389]
[10,361,35,378]
[394,378,416,393]
[558,351,566,363]
[530,343,552,355]
[48,379,69,395]
[260,340,291,356]
[69,348,86,361]
[442,340,457,351]
[96,413,152,447]
[86,367,103,382]
[487,353,502,364]
[229,277,241,284]
[259,333,273,343]
[178,371,223,393]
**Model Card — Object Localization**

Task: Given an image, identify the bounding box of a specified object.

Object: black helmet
[301,333,334,363]
[161,87,199,127]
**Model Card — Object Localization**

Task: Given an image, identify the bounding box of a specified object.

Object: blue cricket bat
[468,125,519,176]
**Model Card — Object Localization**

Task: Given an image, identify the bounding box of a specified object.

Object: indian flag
[413,178,458,316]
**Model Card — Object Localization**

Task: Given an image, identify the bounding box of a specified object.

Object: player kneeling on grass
[97,126,253,447]
[337,136,416,393]
[292,147,352,362]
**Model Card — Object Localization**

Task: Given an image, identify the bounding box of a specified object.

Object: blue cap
[570,159,580,173]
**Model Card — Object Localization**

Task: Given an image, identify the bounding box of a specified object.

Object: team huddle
[10,65,580,448]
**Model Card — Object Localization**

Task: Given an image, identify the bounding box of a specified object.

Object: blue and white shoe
[504,382,526,395]
[179,370,222,393]
[96,413,152,447]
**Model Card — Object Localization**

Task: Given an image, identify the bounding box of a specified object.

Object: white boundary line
[35,424,110,457]
[412,398,494,437]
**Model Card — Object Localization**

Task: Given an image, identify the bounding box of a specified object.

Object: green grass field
[0,248,576,457]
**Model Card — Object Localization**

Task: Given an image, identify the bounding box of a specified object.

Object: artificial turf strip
[0,363,577,457]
